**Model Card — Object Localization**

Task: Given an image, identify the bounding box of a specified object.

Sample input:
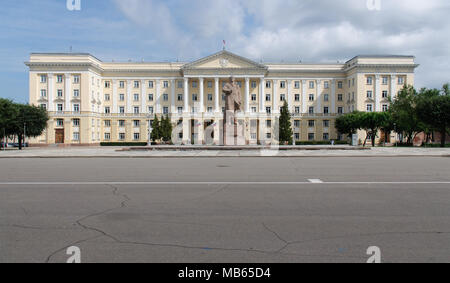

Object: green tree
[417,87,441,144]
[359,112,391,147]
[161,115,173,143]
[150,115,161,142]
[10,104,48,150]
[389,85,423,145]
[0,99,19,146]
[335,111,361,142]
[278,101,293,145]
[416,85,450,147]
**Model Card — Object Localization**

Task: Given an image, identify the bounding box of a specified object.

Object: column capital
[245,77,250,83]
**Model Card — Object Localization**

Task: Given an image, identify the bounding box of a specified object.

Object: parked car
[8,143,29,148]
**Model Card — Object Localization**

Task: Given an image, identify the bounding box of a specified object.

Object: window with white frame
[324,81,329,89]
[134,94,139,101]
[324,94,329,102]
[207,81,213,88]
[265,81,271,88]
[148,107,154,114]
[56,119,64,126]
[266,107,271,114]
[163,94,169,101]
[308,133,315,141]
[163,81,169,88]
[119,107,125,114]
[163,107,169,114]
[280,94,286,101]
[294,81,300,89]
[323,107,329,114]
[134,81,140,88]
[338,94,343,101]
[149,81,154,88]
[398,77,405,85]
[118,120,126,127]
[367,91,373,98]
[192,94,198,101]
[133,120,140,127]
[104,107,110,114]
[119,94,125,101]
[73,104,80,112]
[382,104,389,112]
[134,133,140,140]
[309,94,314,101]
[295,107,300,114]
[251,81,257,88]
[177,81,183,89]
[177,94,183,101]
[367,104,373,112]
[105,81,110,88]
[338,107,343,114]
[73,89,79,97]
[73,132,80,141]
[73,119,80,127]
[294,120,301,128]
[178,107,183,114]
[40,75,47,83]
[40,89,47,97]
[73,75,80,84]
[323,133,329,141]
[382,91,388,98]
[367,76,373,85]
[309,81,315,89]
[134,107,140,114]
[280,81,286,89]
[338,81,343,89]
[119,133,125,140]
[251,107,257,113]
[251,94,257,101]
[308,120,315,127]
[148,94,154,101]
[382,77,388,85]
[266,94,271,101]
[104,94,110,101]
[323,120,330,127]
[295,94,300,101]
[104,133,111,140]
[207,94,213,101]
[309,107,314,114]
[57,75,63,83]
[104,120,111,127]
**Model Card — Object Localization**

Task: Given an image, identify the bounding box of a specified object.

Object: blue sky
[1,0,449,103]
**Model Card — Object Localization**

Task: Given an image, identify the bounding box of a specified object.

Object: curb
[0,155,449,159]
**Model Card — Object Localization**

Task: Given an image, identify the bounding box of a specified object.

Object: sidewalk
[0,146,449,158]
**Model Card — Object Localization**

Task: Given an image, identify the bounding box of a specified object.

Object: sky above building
[0,0,449,102]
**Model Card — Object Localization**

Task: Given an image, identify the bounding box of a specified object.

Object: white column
[126,80,132,113]
[316,79,322,114]
[112,79,117,114]
[199,77,204,113]
[302,80,307,114]
[390,75,397,99]
[184,78,189,113]
[214,78,220,113]
[331,79,336,114]
[48,74,54,112]
[259,78,265,113]
[171,79,176,114]
[375,75,381,112]
[273,79,278,114]
[287,79,293,112]
[141,79,146,114]
[245,78,250,113]
[155,79,161,114]
[64,74,71,112]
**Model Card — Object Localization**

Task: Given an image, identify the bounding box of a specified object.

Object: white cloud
[114,0,450,88]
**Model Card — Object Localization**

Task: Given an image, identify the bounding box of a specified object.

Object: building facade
[26,51,418,146]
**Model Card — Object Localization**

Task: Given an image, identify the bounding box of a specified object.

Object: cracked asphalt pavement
[0,157,449,263]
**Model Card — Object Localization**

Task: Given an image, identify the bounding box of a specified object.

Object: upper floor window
[367,91,373,98]
[207,81,213,88]
[338,81,343,89]
[309,81,315,89]
[324,94,329,102]
[148,81,154,88]
[177,81,183,89]
[366,77,373,85]
[119,94,125,101]
[367,104,373,112]
[73,119,80,127]
[265,94,271,102]
[294,81,300,89]
[280,81,286,89]
[192,81,198,88]
[338,94,343,101]
[134,107,140,114]
[73,75,80,84]
[40,75,47,83]
[398,77,405,85]
[57,75,63,83]
[324,81,329,89]
[163,81,169,88]
[73,104,80,113]
[382,77,388,85]
[148,94,154,101]
[295,94,300,101]
[40,89,47,97]
[163,94,169,101]
[309,107,314,114]
[105,81,110,88]
[104,94,110,101]
[382,91,388,98]
[134,81,140,88]
[265,81,271,88]
[57,90,63,97]
[280,94,286,101]
[57,104,63,112]
[119,81,125,88]
[134,94,139,101]
[251,94,257,101]
[251,81,257,88]
[309,94,314,101]
[177,94,183,101]
[73,90,79,97]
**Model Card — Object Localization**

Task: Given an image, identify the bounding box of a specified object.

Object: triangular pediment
[182,50,268,70]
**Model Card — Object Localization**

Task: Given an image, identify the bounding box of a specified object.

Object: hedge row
[295,141,348,145]
[100,142,149,147]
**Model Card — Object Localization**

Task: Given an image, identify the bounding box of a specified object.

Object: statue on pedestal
[222,77,242,145]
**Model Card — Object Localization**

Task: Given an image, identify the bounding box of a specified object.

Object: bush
[295,141,348,145]
[422,143,450,148]
[100,142,148,147]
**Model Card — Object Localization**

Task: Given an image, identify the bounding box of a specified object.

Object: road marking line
[0,181,449,186]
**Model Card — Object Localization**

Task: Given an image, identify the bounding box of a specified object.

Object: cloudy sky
[1,0,449,102]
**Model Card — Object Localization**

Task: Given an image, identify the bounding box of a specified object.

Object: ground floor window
[73,132,79,141]
[308,133,315,141]
[134,133,140,140]
[323,133,329,141]
[294,133,300,140]
[119,133,125,140]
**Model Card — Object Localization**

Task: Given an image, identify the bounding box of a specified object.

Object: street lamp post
[147,116,153,147]
[394,123,397,147]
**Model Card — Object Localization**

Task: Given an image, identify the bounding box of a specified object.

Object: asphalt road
[0,157,449,263]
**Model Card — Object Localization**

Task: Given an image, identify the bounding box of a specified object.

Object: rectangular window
[382,91,388,98]
[134,81,140,88]
[134,133,140,140]
[265,81,271,88]
[119,94,125,101]
[177,94,183,101]
[309,107,314,114]
[338,94,343,101]
[134,94,140,101]
[323,107,329,114]
[163,81,169,88]
[104,94,110,101]
[308,120,315,127]
[295,94,300,101]
[134,107,140,114]
[40,89,47,97]
[280,81,286,89]
[119,133,125,140]
[192,81,198,88]
[207,81,213,88]
[338,81,343,89]
[280,94,286,101]
[208,94,213,101]
[266,107,271,114]
[323,120,330,127]
[133,120,140,127]
[338,107,343,114]
[398,77,405,85]
[177,81,183,89]
[163,107,169,114]
[105,81,110,88]
[163,94,169,101]
[309,94,314,101]
[251,81,257,88]
[367,104,373,112]
[266,94,271,102]
[178,107,183,114]
[294,120,301,128]
[73,76,80,84]
[148,107,154,114]
[40,75,47,83]
[104,120,111,127]
[324,81,329,89]
[382,77,388,85]
[192,94,198,101]
[119,120,126,127]
[119,81,125,88]
[73,104,80,113]
[207,107,213,113]
[149,81,154,88]
[295,107,300,114]
[251,107,257,113]
[73,119,80,127]
[119,107,125,114]
[148,94,154,101]
[104,133,111,141]
[324,94,329,102]
[308,133,315,141]
[295,133,300,140]
[367,91,373,98]
[323,133,329,141]
[367,77,373,85]
[56,119,64,127]
[294,81,300,89]
[251,94,257,101]
[309,81,315,89]
[104,107,110,114]
[73,132,80,141]
[57,75,63,83]
[382,104,389,112]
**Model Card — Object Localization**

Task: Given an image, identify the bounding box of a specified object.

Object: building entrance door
[55,129,65,144]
